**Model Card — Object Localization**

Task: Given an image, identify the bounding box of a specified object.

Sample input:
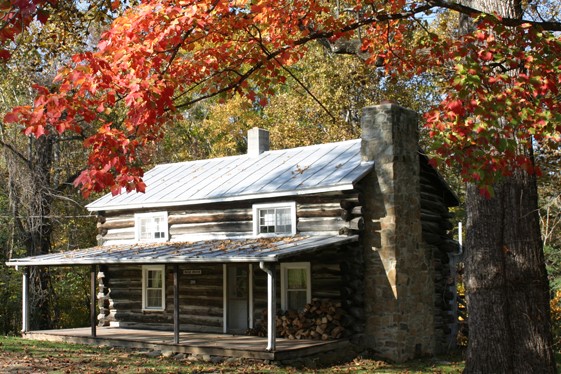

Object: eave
[86,183,364,212]
[6,235,359,267]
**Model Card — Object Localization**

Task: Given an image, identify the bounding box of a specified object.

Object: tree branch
[428,0,561,30]
[0,136,31,166]
[151,1,561,111]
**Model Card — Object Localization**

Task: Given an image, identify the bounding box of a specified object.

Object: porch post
[22,267,29,333]
[249,263,254,329]
[90,265,97,337]
[223,264,227,333]
[173,264,180,344]
[259,262,276,352]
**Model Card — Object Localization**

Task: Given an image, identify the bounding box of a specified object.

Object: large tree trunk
[462,1,556,372]
[465,172,555,373]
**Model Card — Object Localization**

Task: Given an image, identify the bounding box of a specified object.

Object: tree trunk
[4,134,57,330]
[461,1,556,372]
[465,172,555,373]
[28,135,57,330]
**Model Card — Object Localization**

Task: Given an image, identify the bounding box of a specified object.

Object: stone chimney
[247,127,270,156]
[359,104,435,361]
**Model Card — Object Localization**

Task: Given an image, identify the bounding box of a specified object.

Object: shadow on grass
[0,335,468,373]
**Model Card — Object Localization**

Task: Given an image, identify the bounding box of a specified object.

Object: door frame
[223,263,253,333]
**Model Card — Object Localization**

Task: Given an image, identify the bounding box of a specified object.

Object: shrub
[550,290,561,351]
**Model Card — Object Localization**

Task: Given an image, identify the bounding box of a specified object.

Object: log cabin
[7,103,460,363]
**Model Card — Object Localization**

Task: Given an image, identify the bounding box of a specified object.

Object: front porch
[22,326,352,362]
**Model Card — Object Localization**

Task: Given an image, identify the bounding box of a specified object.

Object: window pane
[139,218,151,240]
[287,290,307,311]
[287,268,306,289]
[146,289,162,308]
[153,217,166,239]
[260,209,275,225]
[275,208,291,233]
[259,209,276,233]
[147,270,162,288]
[276,208,290,224]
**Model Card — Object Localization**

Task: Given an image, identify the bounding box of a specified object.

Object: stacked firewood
[252,299,346,340]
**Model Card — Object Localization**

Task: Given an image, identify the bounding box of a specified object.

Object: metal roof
[86,139,373,212]
[5,235,358,267]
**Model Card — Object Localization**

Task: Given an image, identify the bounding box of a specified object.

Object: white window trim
[280,262,311,311]
[142,265,166,311]
[135,211,168,243]
[252,202,297,237]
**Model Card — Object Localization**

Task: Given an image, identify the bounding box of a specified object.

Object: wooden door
[227,264,249,333]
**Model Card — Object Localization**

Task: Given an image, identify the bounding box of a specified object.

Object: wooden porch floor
[23,327,351,361]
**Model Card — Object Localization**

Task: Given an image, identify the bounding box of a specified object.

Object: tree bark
[462,1,556,373]
[465,171,555,373]
[3,134,57,330]
[26,135,57,330]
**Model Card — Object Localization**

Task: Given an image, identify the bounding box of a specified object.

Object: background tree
[0,0,121,332]
[154,42,439,164]
[538,144,561,293]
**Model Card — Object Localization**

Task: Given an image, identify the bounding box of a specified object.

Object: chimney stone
[359,103,435,362]
[247,127,270,156]
[360,103,418,163]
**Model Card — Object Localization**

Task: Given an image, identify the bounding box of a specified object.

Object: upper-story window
[252,202,296,236]
[135,212,168,242]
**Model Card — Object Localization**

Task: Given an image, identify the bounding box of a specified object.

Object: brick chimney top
[247,127,270,156]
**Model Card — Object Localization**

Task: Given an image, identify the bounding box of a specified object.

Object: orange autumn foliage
[2,0,561,197]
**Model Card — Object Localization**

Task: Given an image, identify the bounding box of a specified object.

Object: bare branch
[0,134,31,166]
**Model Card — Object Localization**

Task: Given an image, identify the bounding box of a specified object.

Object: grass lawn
[0,335,464,373]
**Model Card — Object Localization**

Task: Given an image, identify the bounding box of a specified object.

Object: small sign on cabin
[183,269,202,275]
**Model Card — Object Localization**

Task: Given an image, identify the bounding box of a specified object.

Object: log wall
[95,192,366,333]
[251,243,359,338]
[419,162,460,353]
[96,194,360,245]
[99,263,224,332]
[98,243,361,334]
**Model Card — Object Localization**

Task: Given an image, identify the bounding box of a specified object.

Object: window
[252,202,296,236]
[135,212,168,242]
[281,262,311,311]
[142,265,165,310]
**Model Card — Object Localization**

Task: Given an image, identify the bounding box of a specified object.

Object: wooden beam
[90,265,97,337]
[223,264,227,334]
[169,221,253,235]
[168,211,252,224]
[97,219,135,230]
[173,264,180,344]
[340,198,359,210]
[249,264,254,329]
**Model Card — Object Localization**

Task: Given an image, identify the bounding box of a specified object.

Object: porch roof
[6,235,358,267]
